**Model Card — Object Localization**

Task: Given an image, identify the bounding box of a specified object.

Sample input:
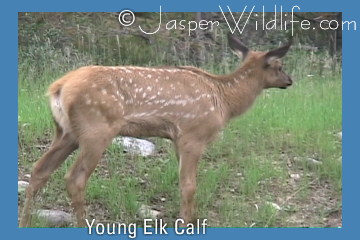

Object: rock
[337,132,342,141]
[18,181,29,193]
[294,157,322,166]
[306,158,322,165]
[138,205,163,220]
[35,210,72,227]
[18,180,29,188]
[290,174,300,180]
[112,137,155,157]
[265,201,282,211]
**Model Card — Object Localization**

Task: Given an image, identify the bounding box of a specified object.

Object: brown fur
[19,33,293,227]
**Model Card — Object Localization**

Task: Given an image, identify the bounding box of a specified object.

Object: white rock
[18,181,29,188]
[265,201,282,211]
[18,181,29,193]
[337,132,342,141]
[306,158,322,165]
[112,137,155,157]
[290,174,300,180]
[295,157,322,165]
[35,210,72,227]
[138,205,163,220]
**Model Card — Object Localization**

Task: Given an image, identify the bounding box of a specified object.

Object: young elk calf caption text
[86,219,208,238]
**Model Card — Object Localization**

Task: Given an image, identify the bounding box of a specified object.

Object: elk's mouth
[280,81,293,89]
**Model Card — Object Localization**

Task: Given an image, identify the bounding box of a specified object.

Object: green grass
[18,34,342,228]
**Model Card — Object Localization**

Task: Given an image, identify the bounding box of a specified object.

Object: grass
[18,30,342,228]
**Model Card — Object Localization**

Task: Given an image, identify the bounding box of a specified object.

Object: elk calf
[19,33,293,227]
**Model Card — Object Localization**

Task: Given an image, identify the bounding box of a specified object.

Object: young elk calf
[19,33,293,227]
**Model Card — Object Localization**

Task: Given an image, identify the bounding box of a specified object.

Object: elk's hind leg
[64,124,116,227]
[19,123,78,227]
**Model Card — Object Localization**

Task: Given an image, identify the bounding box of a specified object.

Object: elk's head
[228,32,293,89]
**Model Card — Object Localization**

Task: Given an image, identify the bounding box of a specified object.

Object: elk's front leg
[176,137,206,227]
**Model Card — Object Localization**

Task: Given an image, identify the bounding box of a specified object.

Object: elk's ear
[264,41,292,65]
[227,32,249,60]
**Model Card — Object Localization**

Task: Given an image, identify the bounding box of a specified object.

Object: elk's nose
[287,77,293,86]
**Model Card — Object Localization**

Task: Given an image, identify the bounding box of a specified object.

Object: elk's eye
[278,66,282,71]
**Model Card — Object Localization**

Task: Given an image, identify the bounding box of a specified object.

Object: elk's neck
[217,66,264,121]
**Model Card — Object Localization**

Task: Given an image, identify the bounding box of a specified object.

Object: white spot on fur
[149,95,157,100]
[176,100,187,106]
[111,95,118,102]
